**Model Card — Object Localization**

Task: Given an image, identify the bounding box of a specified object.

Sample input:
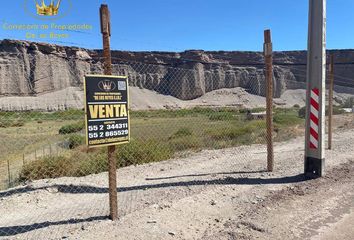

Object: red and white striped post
[309,88,320,149]
[305,0,326,177]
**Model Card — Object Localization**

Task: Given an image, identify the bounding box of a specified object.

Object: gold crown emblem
[102,81,113,91]
[99,80,116,92]
[35,0,61,16]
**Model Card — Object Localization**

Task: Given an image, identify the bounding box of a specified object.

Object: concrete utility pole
[305,0,326,177]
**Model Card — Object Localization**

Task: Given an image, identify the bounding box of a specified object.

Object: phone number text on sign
[84,75,130,148]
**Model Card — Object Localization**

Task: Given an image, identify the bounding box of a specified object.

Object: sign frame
[84,74,130,148]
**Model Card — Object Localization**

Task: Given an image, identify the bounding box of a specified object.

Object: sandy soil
[1,87,353,111]
[0,125,353,239]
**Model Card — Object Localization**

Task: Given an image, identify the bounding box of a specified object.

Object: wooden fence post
[7,159,11,187]
[100,4,118,221]
[264,29,274,172]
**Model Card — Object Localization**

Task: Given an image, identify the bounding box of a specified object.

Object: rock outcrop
[0,39,354,102]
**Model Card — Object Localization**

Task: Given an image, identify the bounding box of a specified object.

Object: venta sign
[84,75,130,148]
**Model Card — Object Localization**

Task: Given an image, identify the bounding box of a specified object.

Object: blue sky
[0,0,353,51]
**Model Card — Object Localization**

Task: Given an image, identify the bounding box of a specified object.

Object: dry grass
[17,108,307,182]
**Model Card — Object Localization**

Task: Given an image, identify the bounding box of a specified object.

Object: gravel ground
[0,127,353,240]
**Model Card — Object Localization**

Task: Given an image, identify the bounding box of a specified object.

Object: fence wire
[0,51,354,239]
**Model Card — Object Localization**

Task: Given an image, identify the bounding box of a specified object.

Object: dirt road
[0,128,353,240]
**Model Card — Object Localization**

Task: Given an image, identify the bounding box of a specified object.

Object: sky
[0,0,353,52]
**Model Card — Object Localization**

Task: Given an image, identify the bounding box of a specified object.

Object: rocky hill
[0,39,353,105]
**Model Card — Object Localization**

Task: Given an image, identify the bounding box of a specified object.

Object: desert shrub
[325,106,346,116]
[207,120,266,141]
[293,104,300,109]
[117,140,173,167]
[72,151,108,177]
[333,106,346,115]
[298,107,306,118]
[169,127,193,139]
[342,97,354,108]
[67,134,85,149]
[168,135,202,151]
[273,113,303,126]
[20,156,75,181]
[59,121,84,134]
[130,107,241,120]
[131,107,215,118]
[0,119,25,128]
[250,107,266,113]
[0,109,84,122]
[208,112,234,121]
[239,108,266,114]
[20,139,173,181]
[167,128,201,151]
[299,106,345,118]
[238,109,248,114]
[20,150,108,181]
[51,109,84,121]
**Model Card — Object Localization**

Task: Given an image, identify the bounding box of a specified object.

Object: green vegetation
[0,109,83,122]
[274,108,304,126]
[20,139,173,180]
[169,127,193,139]
[239,107,266,114]
[67,134,85,149]
[208,111,235,121]
[117,139,173,167]
[326,106,346,115]
[20,153,108,180]
[299,104,347,119]
[168,128,202,151]
[0,119,25,128]
[59,121,85,134]
[342,97,354,108]
[207,120,265,141]
[0,107,308,183]
[298,107,306,118]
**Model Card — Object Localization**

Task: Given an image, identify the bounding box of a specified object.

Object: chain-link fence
[0,52,274,187]
[1,50,354,238]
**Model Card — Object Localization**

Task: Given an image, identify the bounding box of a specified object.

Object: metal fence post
[7,159,11,187]
[328,54,334,150]
[264,29,274,172]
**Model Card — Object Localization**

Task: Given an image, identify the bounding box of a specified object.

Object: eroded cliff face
[0,39,353,101]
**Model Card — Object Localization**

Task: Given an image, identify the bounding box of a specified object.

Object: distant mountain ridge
[0,39,353,101]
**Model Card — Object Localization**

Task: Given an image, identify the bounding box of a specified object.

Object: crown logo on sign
[35,0,61,16]
[98,80,116,92]
[102,80,114,91]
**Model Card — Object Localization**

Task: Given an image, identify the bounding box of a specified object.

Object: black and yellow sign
[84,75,130,148]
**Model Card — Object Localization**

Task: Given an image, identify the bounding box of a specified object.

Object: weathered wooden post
[7,159,11,187]
[264,29,274,172]
[100,4,118,221]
